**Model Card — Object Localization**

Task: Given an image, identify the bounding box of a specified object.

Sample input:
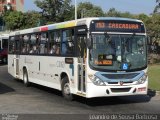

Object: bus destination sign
[91,20,145,33]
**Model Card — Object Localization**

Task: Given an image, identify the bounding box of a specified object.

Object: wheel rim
[64,83,70,95]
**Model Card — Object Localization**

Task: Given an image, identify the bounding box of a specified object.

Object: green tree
[77,2,104,18]
[137,14,150,24]
[120,12,136,19]
[24,11,41,28]
[34,0,73,23]
[3,11,25,30]
[3,10,43,30]
[105,8,135,18]
[105,8,121,17]
[59,0,74,21]
[136,14,151,36]
[154,0,160,13]
[148,14,160,39]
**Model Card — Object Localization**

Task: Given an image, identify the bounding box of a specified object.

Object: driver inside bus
[106,38,115,54]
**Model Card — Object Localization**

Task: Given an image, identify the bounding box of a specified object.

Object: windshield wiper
[104,32,110,40]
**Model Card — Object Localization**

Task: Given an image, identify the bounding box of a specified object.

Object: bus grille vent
[111,88,131,93]
[102,73,139,79]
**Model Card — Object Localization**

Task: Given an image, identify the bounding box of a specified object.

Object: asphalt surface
[0,65,160,120]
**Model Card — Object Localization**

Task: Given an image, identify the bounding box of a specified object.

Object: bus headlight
[88,74,106,86]
[137,74,147,84]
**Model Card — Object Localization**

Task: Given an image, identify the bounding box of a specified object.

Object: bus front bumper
[86,81,148,98]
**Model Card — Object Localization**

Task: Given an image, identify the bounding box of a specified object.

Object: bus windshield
[89,34,147,71]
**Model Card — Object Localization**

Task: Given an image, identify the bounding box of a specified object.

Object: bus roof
[9,17,143,36]
[0,34,9,39]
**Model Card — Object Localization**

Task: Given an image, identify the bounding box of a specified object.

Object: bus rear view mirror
[87,38,92,49]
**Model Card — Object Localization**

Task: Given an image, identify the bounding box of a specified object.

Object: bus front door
[14,37,20,78]
[77,35,87,93]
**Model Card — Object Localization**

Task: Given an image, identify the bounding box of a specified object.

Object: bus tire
[23,69,30,87]
[61,76,73,101]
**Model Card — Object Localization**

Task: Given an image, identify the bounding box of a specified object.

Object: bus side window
[30,34,39,54]
[49,31,61,55]
[9,36,15,54]
[39,32,48,54]
[22,34,30,54]
[55,31,61,55]
[49,31,55,54]
[62,29,74,56]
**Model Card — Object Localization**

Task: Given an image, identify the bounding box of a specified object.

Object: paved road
[0,65,160,120]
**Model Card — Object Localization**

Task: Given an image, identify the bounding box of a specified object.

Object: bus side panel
[18,55,76,92]
[8,54,15,78]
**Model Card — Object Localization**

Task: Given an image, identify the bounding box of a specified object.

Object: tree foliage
[147,14,160,39]
[77,2,104,18]
[24,11,41,28]
[154,0,160,13]
[34,0,73,23]
[135,13,160,40]
[105,8,121,17]
[3,11,25,30]
[2,1,160,43]
[3,11,41,30]
[105,8,135,18]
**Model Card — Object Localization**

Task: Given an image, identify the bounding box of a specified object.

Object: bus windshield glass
[89,34,147,71]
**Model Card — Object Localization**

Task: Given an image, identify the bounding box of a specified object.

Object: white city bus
[8,17,148,100]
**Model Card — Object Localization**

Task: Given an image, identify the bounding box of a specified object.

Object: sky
[24,0,157,15]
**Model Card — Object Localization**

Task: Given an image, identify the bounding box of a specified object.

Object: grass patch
[148,64,160,91]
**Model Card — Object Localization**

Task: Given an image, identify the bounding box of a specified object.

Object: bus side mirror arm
[86,38,92,49]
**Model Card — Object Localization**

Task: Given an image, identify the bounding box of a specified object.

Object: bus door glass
[14,36,20,76]
[76,26,87,93]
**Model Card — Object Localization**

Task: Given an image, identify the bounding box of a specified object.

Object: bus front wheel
[61,76,73,101]
[23,69,30,87]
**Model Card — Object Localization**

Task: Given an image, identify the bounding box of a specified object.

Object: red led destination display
[91,20,145,33]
